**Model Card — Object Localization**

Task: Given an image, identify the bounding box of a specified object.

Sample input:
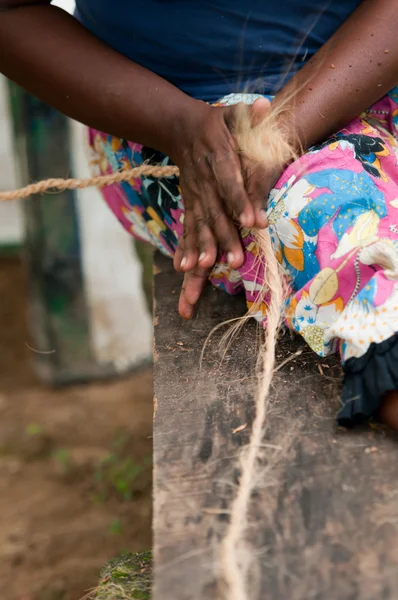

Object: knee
[379,391,398,430]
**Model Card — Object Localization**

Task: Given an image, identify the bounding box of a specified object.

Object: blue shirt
[75,0,362,103]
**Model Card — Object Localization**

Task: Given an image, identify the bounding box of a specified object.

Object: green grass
[93,429,152,503]
[52,448,71,475]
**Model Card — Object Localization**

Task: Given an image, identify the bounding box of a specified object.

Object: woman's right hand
[166,98,283,319]
[168,98,272,273]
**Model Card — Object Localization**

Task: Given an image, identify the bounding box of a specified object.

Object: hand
[168,98,272,274]
[171,98,282,319]
[174,238,210,319]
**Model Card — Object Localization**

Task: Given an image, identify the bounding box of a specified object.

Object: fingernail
[181,257,187,269]
[239,213,249,227]
[227,252,235,265]
[199,252,206,263]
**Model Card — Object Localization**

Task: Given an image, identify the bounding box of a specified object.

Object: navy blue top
[75,0,362,102]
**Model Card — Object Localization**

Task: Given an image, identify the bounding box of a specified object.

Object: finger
[192,201,219,269]
[240,154,270,229]
[209,150,256,229]
[212,106,256,228]
[180,209,199,271]
[244,98,274,228]
[200,195,244,268]
[178,266,209,320]
[222,100,271,227]
[225,98,273,229]
[250,97,271,126]
[173,237,185,272]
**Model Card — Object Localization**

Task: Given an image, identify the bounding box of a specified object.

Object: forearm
[274,0,398,150]
[0,3,198,156]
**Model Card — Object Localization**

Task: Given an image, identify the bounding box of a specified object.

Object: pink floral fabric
[88,89,398,365]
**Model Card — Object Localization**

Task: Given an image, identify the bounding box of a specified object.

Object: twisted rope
[0,164,180,201]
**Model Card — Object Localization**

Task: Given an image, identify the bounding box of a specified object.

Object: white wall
[0,75,23,244]
[71,121,152,370]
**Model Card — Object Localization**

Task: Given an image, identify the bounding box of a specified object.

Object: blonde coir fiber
[216,101,299,600]
[0,99,299,600]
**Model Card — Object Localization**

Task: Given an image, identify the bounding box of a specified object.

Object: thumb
[222,97,272,133]
[250,97,272,127]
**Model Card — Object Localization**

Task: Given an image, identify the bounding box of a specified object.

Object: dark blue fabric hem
[338,334,398,428]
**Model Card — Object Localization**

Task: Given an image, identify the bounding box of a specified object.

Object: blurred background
[0,2,153,598]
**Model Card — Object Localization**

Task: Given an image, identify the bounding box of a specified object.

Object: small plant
[93,429,152,502]
[26,423,43,436]
[108,517,123,536]
[52,448,71,475]
[95,453,147,501]
[111,428,131,454]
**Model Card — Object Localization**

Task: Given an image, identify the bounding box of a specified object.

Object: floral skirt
[88,89,398,426]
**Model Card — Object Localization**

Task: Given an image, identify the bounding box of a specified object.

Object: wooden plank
[153,251,398,600]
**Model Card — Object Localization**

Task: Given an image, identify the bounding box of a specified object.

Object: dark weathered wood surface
[153,251,398,600]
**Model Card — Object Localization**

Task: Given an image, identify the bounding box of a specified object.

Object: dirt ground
[0,257,153,600]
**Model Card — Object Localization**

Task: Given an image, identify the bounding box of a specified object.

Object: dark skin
[379,392,398,430]
[1,0,397,426]
[176,0,398,317]
[0,0,269,274]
